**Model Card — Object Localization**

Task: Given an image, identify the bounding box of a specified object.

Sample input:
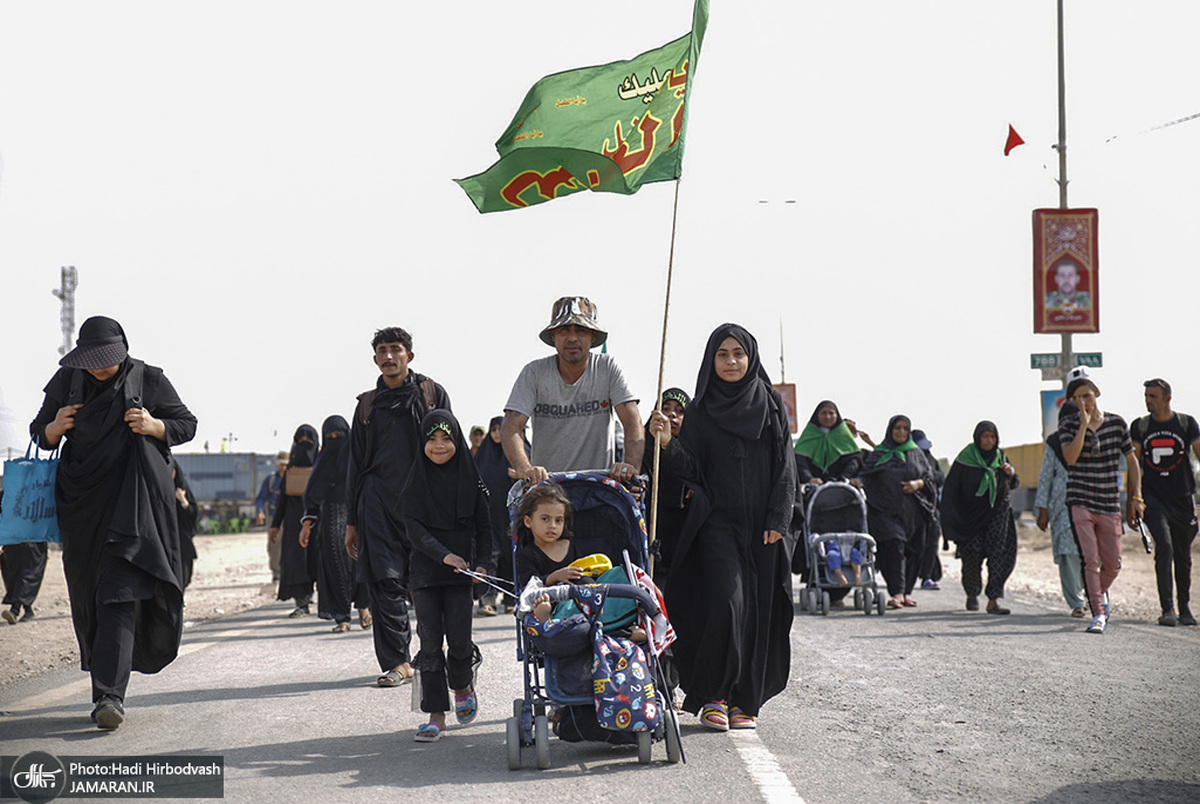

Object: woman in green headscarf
[939,421,1019,614]
[794,401,863,485]
[859,415,937,609]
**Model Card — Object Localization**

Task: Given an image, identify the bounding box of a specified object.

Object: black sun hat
[59,316,129,370]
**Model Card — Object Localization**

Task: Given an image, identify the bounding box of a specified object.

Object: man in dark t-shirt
[1130,378,1200,626]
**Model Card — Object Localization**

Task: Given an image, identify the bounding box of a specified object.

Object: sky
[2,0,1198,465]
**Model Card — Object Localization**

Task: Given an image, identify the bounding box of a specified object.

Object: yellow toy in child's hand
[569,554,612,577]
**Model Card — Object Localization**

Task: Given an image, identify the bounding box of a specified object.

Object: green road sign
[1030,352,1102,370]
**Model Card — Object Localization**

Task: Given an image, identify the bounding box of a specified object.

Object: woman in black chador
[940,421,1020,614]
[649,323,796,732]
[859,415,937,609]
[271,424,320,617]
[171,459,199,589]
[30,316,197,730]
[300,415,369,631]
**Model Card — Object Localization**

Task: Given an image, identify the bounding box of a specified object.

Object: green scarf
[954,443,1003,506]
[794,422,859,472]
[872,439,919,467]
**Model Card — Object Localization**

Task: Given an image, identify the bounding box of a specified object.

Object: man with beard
[30,316,196,729]
[500,296,643,485]
[345,327,449,686]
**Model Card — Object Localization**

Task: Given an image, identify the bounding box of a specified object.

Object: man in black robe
[345,326,450,686]
[30,316,196,729]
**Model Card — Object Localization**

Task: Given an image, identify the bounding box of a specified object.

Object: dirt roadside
[1,522,1192,687]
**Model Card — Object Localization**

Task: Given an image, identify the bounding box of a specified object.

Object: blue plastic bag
[0,441,61,545]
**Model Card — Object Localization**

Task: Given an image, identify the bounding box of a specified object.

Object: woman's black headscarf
[865,414,920,469]
[288,424,320,468]
[305,415,350,505]
[401,409,481,530]
[475,415,512,494]
[808,400,841,428]
[693,323,773,442]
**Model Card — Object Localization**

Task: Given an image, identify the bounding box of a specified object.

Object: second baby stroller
[796,480,884,615]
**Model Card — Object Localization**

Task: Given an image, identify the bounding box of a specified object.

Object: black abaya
[30,358,196,675]
[273,424,319,603]
[303,416,366,622]
[660,324,796,718]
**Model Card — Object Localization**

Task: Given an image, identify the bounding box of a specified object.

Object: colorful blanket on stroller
[576,585,660,733]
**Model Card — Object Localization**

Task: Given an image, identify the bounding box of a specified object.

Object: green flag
[455,0,708,213]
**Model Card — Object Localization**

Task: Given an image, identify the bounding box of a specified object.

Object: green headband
[425,421,453,440]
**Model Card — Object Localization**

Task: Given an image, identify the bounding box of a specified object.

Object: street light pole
[1055,0,1073,387]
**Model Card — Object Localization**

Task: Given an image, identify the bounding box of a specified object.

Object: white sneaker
[1086,616,1106,634]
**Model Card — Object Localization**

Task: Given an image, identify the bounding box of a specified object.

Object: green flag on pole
[455,0,708,213]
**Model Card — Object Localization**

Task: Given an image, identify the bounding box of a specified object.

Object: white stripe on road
[730,729,806,803]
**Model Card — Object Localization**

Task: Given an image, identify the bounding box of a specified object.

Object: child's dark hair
[516,483,573,547]
[371,326,413,352]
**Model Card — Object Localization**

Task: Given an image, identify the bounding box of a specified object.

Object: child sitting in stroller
[516,483,582,588]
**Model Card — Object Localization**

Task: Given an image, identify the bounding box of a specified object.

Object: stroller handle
[517,578,659,618]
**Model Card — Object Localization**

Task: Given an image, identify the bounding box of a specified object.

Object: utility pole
[1054,0,1073,387]
[51,266,78,355]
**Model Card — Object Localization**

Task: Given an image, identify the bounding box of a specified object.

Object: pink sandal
[700,701,728,731]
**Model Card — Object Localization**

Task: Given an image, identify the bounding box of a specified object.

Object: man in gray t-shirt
[501,296,643,484]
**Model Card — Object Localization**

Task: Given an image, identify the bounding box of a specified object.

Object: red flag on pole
[1004,124,1025,156]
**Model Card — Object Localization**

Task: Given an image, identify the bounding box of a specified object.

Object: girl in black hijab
[301,415,369,631]
[649,323,796,731]
[401,409,494,742]
[30,315,197,729]
[271,423,320,616]
[940,421,1020,614]
[859,415,937,609]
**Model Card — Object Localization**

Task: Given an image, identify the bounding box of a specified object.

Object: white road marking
[730,729,806,803]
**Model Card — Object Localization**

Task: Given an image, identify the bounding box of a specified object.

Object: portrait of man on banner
[1033,208,1099,334]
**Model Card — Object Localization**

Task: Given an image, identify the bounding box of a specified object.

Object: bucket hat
[538,296,607,348]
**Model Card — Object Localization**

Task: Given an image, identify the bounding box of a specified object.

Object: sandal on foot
[288,605,310,618]
[987,602,1011,615]
[887,598,904,610]
[454,690,478,724]
[902,598,918,607]
[700,701,728,731]
[331,622,352,633]
[414,722,442,742]
[377,665,414,687]
[359,609,373,629]
[728,705,756,729]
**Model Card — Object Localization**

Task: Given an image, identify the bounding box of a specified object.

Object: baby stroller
[505,471,682,770]
[796,481,885,616]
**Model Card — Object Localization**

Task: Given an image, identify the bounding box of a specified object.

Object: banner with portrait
[1033,208,1099,333]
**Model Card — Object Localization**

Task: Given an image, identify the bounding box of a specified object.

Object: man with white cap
[1059,370,1143,634]
[501,296,643,484]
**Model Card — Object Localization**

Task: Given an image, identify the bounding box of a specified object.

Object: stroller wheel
[876,592,887,616]
[663,707,682,764]
[506,717,522,770]
[637,729,652,764]
[807,589,819,616]
[853,588,864,610]
[863,588,874,615]
[512,698,524,721]
[821,591,831,615]
[534,714,550,770]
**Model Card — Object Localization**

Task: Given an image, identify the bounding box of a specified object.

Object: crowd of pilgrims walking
[8,301,1197,738]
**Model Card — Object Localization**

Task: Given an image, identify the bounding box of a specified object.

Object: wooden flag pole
[649,177,683,575]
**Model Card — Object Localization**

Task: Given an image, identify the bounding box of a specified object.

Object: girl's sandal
[454,690,478,724]
[414,722,442,742]
[359,609,373,629]
[700,701,728,731]
[727,706,756,729]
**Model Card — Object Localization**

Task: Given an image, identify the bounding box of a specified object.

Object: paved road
[2,586,1199,803]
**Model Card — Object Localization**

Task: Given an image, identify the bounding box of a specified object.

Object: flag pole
[649,177,683,575]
